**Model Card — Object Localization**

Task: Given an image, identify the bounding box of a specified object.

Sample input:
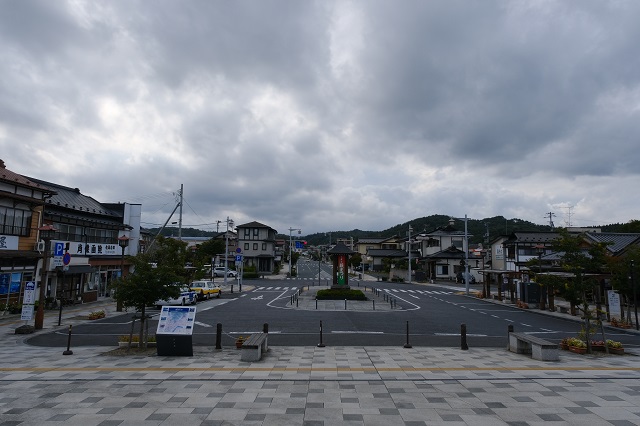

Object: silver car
[213,267,237,277]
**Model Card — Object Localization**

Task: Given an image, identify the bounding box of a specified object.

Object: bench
[240,333,268,362]
[509,332,559,361]
[557,305,569,314]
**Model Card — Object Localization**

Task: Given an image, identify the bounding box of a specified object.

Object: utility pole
[407,225,413,283]
[224,217,233,287]
[464,215,469,296]
[544,211,556,229]
[178,184,183,240]
[289,227,301,278]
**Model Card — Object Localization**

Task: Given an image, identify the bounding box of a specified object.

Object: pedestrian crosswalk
[385,289,453,295]
[251,286,454,295]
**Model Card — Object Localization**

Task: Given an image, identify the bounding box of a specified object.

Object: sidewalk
[2,288,640,424]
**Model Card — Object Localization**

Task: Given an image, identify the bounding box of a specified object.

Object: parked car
[213,267,237,277]
[189,280,221,300]
[155,287,197,309]
[456,272,476,284]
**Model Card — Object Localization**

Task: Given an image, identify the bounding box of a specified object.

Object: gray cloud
[1,0,640,234]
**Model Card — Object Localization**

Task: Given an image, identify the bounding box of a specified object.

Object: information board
[608,290,621,318]
[156,306,196,335]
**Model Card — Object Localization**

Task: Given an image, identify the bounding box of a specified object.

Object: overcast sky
[2,1,639,235]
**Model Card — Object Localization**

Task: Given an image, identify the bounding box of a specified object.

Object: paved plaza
[1,288,639,425]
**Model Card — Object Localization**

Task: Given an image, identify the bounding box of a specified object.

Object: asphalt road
[25,260,640,350]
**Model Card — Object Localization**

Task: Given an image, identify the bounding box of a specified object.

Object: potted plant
[235,336,246,349]
[567,337,587,354]
[590,340,606,352]
[606,339,624,355]
[610,317,632,329]
[559,337,570,350]
[88,310,106,320]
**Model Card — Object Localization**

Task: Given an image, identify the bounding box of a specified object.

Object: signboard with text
[156,306,196,335]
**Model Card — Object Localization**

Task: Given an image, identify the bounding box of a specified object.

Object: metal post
[263,323,269,334]
[63,324,73,355]
[344,299,347,310]
[507,324,513,350]
[403,321,412,348]
[317,320,325,347]
[461,323,468,350]
[372,300,375,310]
[57,273,64,326]
[632,260,638,330]
[216,323,222,349]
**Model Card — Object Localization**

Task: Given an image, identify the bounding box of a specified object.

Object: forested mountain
[147,217,640,245]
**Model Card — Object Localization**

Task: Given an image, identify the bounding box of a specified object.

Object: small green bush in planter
[316,289,368,301]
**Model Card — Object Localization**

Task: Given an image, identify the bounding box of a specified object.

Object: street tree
[607,246,640,326]
[114,236,189,346]
[552,229,609,352]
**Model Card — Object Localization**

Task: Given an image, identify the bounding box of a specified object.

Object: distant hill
[293,215,638,246]
[148,217,640,244]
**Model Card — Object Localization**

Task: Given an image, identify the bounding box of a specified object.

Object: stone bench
[509,332,559,361]
[240,333,268,362]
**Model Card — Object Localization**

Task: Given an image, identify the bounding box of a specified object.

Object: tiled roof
[584,232,640,255]
[26,177,121,219]
[0,160,55,193]
[509,232,559,243]
[236,221,276,231]
[366,249,407,257]
[424,246,465,259]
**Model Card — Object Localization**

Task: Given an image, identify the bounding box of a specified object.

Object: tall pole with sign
[35,225,56,330]
[288,227,301,278]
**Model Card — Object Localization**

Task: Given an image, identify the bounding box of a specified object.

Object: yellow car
[189,280,221,300]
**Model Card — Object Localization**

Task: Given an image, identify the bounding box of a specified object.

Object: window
[0,207,32,236]
[437,265,449,275]
[244,228,250,236]
[253,243,258,250]
[253,228,259,236]
[262,243,267,250]
[244,243,249,250]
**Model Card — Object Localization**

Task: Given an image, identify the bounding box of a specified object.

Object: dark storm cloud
[1,0,640,232]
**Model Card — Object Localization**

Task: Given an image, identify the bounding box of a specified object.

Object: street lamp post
[289,227,301,278]
[34,224,57,330]
[116,234,130,312]
[535,244,546,310]
[407,225,413,283]
[224,217,233,287]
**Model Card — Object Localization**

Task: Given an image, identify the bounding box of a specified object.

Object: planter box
[118,341,157,348]
[608,347,624,355]
[568,346,587,354]
[591,345,606,352]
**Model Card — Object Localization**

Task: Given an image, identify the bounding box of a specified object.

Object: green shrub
[118,334,156,343]
[316,289,368,301]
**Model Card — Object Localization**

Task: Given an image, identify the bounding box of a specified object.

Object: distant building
[236,221,278,274]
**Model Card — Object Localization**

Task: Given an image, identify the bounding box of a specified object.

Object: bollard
[315,299,318,309]
[216,323,222,349]
[403,321,412,348]
[507,324,513,350]
[296,298,298,307]
[263,323,269,334]
[63,324,73,355]
[461,323,469,350]
[372,300,375,310]
[231,284,234,293]
[317,320,325,347]
[127,315,137,350]
[344,299,347,310]
[393,299,397,309]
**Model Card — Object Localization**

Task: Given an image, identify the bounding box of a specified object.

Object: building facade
[236,221,277,274]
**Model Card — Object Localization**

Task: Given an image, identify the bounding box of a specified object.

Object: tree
[552,229,609,352]
[114,236,189,346]
[607,246,640,325]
